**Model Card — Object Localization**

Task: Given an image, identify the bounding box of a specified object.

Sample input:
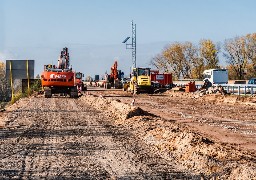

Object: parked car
[248,78,256,84]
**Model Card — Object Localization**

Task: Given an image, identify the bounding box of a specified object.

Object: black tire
[44,88,52,98]
[70,87,78,98]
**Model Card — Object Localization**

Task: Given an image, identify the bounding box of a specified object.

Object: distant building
[5,60,35,100]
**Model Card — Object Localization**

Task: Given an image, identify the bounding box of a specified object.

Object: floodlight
[122,37,130,43]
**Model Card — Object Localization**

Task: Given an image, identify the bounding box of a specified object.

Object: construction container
[150,73,172,88]
[185,81,197,92]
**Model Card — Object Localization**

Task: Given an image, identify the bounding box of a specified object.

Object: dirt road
[0,96,200,179]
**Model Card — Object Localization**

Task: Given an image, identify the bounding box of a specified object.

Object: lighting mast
[122,20,137,69]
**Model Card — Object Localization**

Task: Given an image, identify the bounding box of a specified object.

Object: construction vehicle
[41,47,78,98]
[104,61,123,89]
[203,69,228,85]
[125,67,153,94]
[75,72,87,92]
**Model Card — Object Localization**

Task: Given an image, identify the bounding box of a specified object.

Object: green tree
[199,39,220,69]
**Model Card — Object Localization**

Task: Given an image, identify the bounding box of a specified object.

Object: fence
[195,84,256,96]
[220,84,256,96]
[174,80,256,96]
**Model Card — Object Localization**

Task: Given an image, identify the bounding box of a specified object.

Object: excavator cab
[75,72,83,79]
[75,72,86,91]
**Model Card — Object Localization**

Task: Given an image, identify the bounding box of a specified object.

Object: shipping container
[150,73,172,88]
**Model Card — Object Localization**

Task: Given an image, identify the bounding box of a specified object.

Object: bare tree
[150,53,170,72]
[245,33,256,69]
[223,36,248,80]
[183,42,199,78]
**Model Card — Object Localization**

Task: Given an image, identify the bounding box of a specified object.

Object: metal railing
[175,81,256,96]
[196,84,256,96]
[220,84,256,96]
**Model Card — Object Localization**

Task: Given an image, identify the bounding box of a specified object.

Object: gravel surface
[0,96,201,179]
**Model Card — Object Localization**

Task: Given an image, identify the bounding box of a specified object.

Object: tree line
[0,62,8,102]
[150,33,256,80]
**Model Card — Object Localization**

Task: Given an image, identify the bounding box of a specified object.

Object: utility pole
[122,20,137,69]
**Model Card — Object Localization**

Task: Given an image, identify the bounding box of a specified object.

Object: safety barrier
[196,84,256,96]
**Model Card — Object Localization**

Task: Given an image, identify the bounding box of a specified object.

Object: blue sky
[1,0,256,77]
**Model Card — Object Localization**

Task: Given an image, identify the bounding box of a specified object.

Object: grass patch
[10,80,42,104]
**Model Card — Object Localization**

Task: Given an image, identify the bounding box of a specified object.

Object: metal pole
[9,61,14,101]
[131,20,136,68]
[26,60,30,95]
[134,23,136,68]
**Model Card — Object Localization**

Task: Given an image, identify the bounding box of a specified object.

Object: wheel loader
[125,67,153,94]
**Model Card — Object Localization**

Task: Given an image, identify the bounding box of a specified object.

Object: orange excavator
[104,61,123,89]
[41,47,78,98]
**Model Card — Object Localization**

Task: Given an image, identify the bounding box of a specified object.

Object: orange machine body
[110,61,118,80]
[41,70,75,88]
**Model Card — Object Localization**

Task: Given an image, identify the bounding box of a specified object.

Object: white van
[203,69,228,84]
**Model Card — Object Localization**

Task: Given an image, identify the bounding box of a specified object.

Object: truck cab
[203,69,228,85]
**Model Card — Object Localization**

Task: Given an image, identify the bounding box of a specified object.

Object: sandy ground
[0,96,199,179]
[0,87,256,179]
[85,87,256,179]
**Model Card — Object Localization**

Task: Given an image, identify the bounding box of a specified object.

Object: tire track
[1,96,200,179]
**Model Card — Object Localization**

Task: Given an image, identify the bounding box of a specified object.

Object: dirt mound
[144,126,256,179]
[81,93,256,179]
[80,95,149,120]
